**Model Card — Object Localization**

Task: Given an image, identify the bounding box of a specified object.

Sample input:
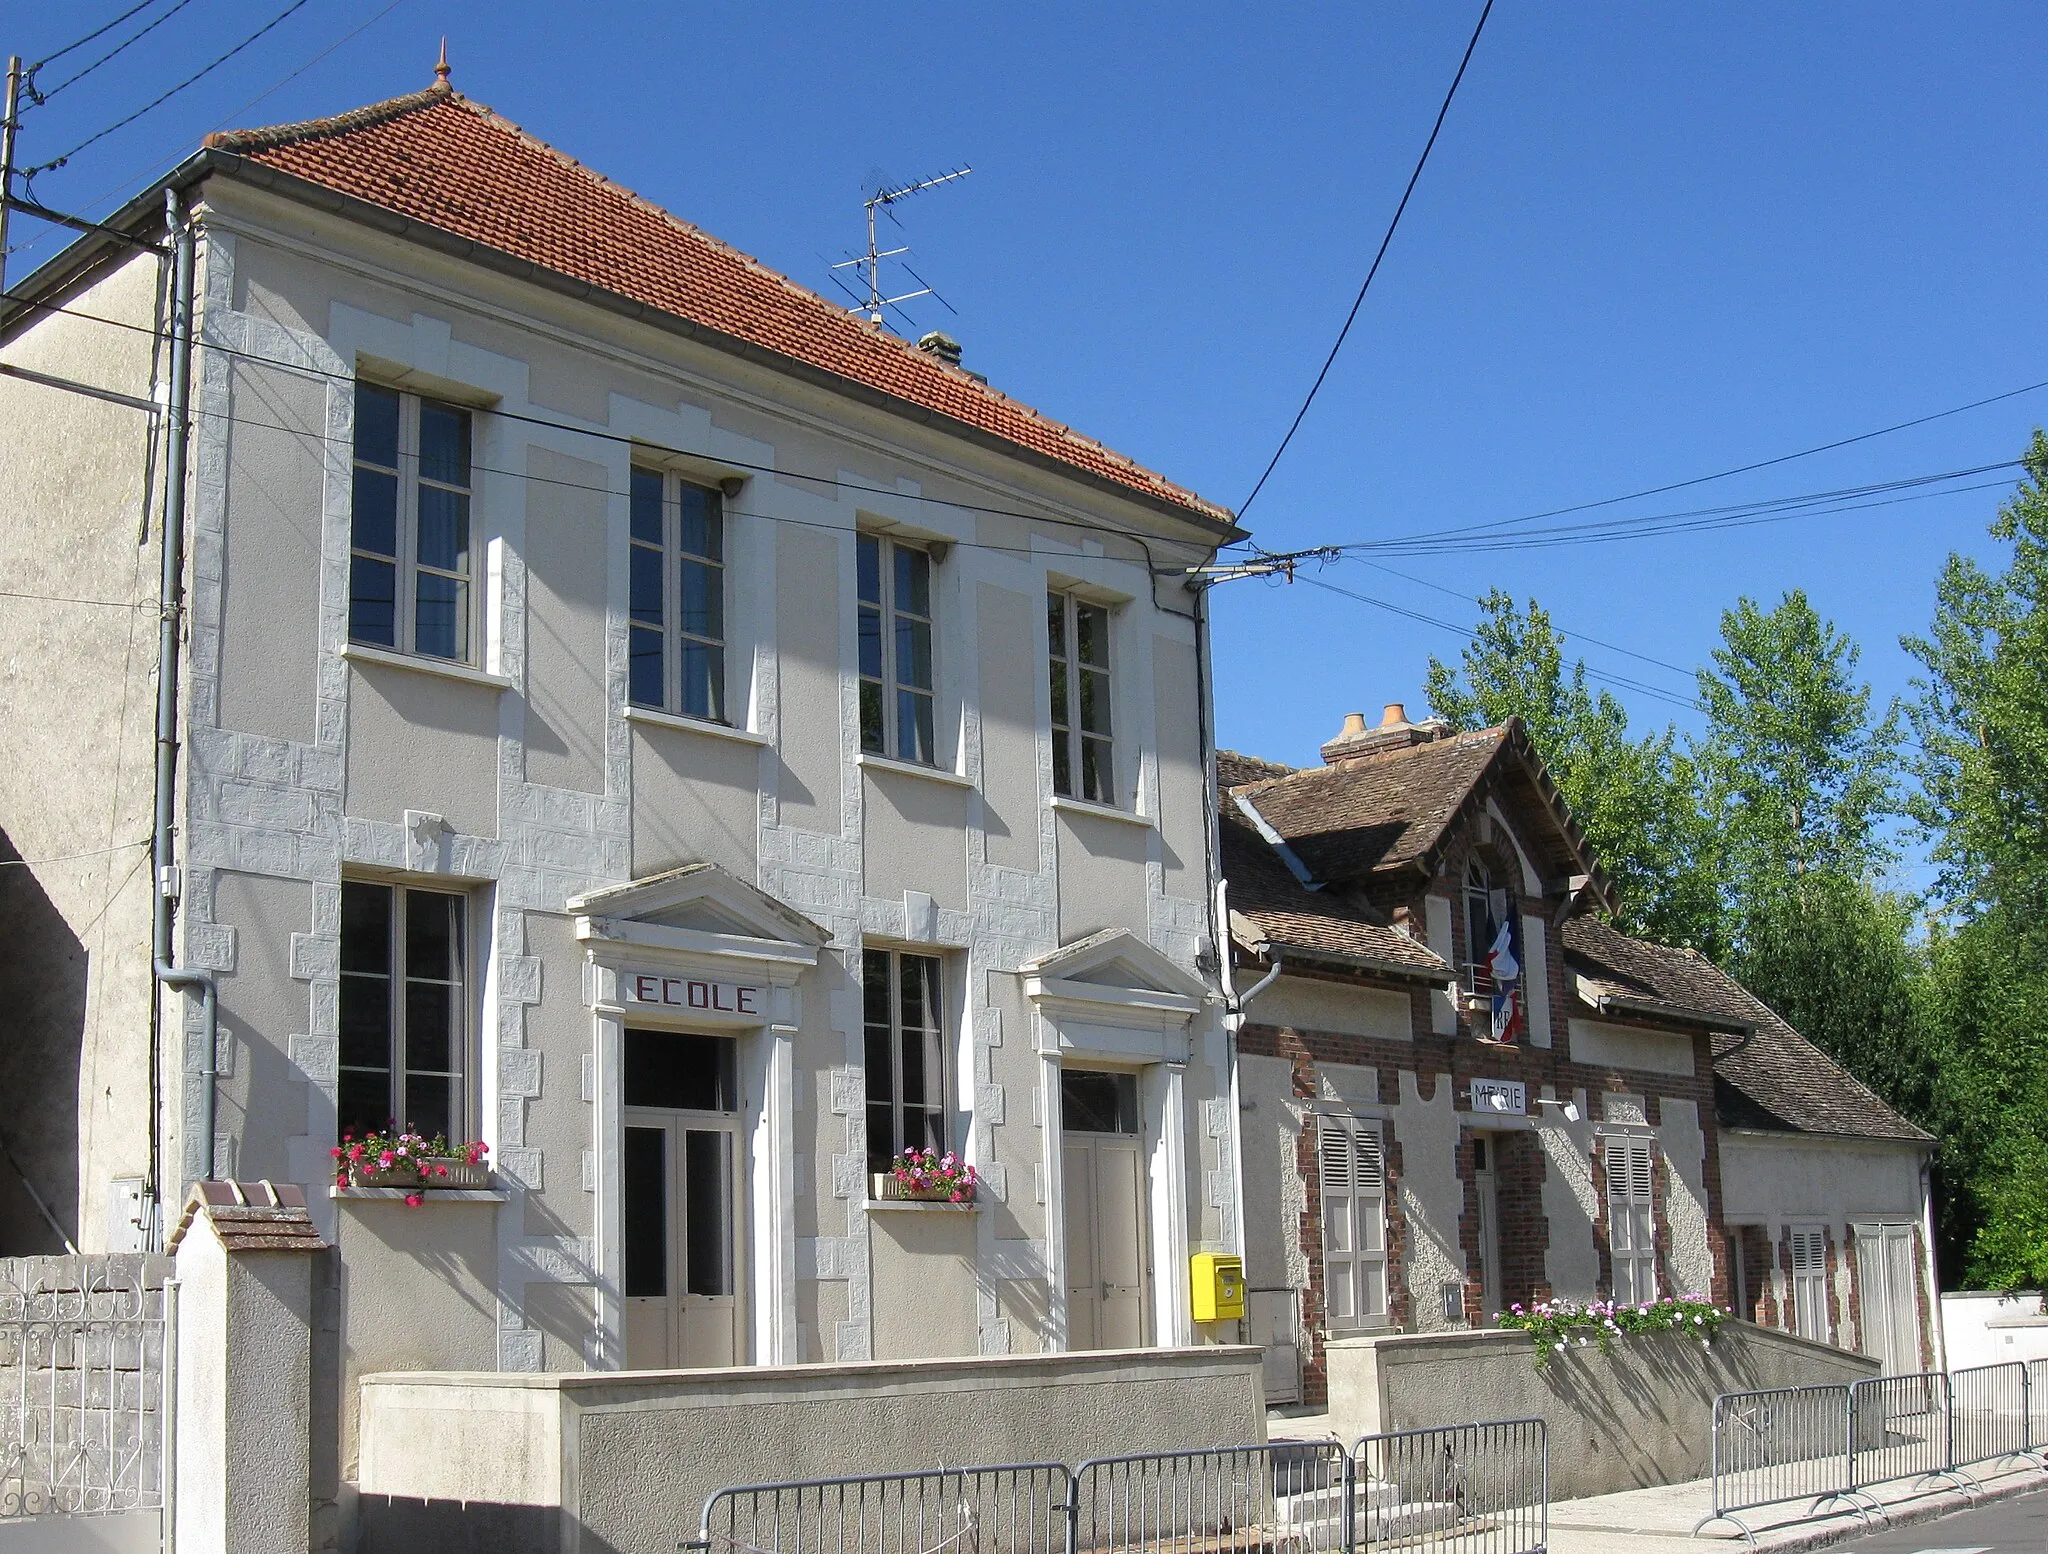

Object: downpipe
[151,187,216,1187]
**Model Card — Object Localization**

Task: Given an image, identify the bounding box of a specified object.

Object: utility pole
[0,55,22,298]
[832,166,971,326]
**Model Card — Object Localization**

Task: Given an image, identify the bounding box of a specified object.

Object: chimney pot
[1381,702,1408,729]
[1339,711,1368,739]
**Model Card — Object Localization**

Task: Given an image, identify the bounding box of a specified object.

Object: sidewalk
[1266,1412,2048,1552]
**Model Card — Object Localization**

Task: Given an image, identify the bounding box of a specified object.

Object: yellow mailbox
[1190,1253,1245,1322]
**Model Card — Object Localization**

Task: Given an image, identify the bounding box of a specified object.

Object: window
[863,949,946,1172]
[350,383,476,662]
[1048,591,1115,804]
[1061,1068,1139,1134]
[338,882,469,1140]
[1463,858,1504,993]
[629,467,727,721]
[1790,1226,1831,1341]
[858,534,936,764]
[1319,1115,1388,1328]
[1605,1135,1657,1303]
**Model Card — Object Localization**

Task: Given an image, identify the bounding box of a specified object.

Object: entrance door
[622,1029,744,1369]
[1472,1134,1502,1323]
[1061,1068,1149,1351]
[1853,1223,1921,1373]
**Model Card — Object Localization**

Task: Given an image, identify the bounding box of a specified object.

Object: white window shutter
[1606,1136,1658,1305]
[1320,1116,1388,1328]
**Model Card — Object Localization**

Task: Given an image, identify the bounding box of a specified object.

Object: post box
[1190,1252,1245,1322]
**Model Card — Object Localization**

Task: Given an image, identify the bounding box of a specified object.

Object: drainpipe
[1217,879,1283,1274]
[151,187,216,1187]
[1918,1152,1946,1373]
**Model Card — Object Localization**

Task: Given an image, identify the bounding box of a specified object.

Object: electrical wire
[24,0,162,70]
[1237,0,1494,519]
[0,838,150,868]
[25,0,198,106]
[24,0,315,178]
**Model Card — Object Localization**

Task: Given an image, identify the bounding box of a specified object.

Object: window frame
[862,947,948,1174]
[1318,1113,1389,1331]
[1048,589,1117,806]
[628,465,730,724]
[349,382,480,665]
[857,533,938,766]
[1604,1134,1658,1304]
[337,879,474,1142]
[1463,857,1503,995]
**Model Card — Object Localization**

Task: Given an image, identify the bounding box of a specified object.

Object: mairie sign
[624,972,765,1017]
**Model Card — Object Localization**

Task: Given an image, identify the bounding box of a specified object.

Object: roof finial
[434,37,451,86]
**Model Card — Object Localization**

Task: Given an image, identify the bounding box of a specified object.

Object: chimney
[917,331,963,368]
[1320,701,1450,764]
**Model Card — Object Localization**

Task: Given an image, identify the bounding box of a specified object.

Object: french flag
[1487,919,1525,1045]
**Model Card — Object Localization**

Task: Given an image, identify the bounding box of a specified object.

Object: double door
[1853,1223,1921,1374]
[622,1028,744,1369]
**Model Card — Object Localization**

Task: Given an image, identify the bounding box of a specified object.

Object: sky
[8,2,2046,887]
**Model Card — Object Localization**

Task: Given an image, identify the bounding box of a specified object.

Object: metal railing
[697,1464,1072,1554]
[689,1423,1547,1554]
[1700,1361,2048,1541]
[0,1259,175,1522]
[1352,1419,1547,1554]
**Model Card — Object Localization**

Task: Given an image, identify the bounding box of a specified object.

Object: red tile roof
[205,84,1232,526]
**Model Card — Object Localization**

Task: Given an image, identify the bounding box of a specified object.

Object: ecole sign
[625,972,766,1018]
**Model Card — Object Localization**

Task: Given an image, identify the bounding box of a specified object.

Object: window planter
[869,1172,975,1205]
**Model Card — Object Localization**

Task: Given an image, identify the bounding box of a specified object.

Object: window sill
[342,642,513,692]
[865,1198,980,1213]
[856,752,974,789]
[1049,794,1154,829]
[331,1186,508,1203]
[625,705,770,746]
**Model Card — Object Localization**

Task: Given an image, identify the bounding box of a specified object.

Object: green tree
[1905,436,2048,1285]
[1425,592,1715,946]
[1693,588,1902,906]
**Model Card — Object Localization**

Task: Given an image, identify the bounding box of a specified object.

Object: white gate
[0,1257,173,1552]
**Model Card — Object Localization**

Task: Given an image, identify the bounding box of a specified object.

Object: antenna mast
[833,165,971,326]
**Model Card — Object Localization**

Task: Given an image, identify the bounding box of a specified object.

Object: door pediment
[1023,928,1212,1061]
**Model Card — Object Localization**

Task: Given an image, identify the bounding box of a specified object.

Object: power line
[0,838,149,868]
[1315,376,2048,552]
[25,0,197,105]
[25,0,162,70]
[3,0,414,266]
[1237,0,1494,519]
[24,0,314,178]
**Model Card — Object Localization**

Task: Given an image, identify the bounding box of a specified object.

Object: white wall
[1942,1292,2048,1370]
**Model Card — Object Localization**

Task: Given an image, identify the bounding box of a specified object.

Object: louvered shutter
[1605,1136,1658,1304]
[1319,1117,1387,1328]
[1790,1227,1831,1341]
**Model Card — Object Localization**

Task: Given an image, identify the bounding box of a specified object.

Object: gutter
[150,189,217,1196]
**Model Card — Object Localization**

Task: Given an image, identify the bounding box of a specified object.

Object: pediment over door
[1022,928,1214,1062]
[571,865,828,1025]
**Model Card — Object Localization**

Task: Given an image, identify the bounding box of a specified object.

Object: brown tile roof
[1220,756,1452,981]
[1224,722,1604,899]
[1559,918,1931,1144]
[203,85,1231,526]
[167,1180,330,1254]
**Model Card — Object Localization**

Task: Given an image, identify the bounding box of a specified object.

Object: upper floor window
[339,880,470,1141]
[863,948,946,1173]
[1463,857,1503,994]
[1048,591,1114,804]
[630,467,727,722]
[351,383,475,663]
[858,534,935,764]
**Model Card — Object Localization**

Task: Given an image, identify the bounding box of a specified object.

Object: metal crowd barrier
[688,1422,1548,1554]
[694,1463,1072,1554]
[1692,1385,1860,1540]
[1701,1362,2048,1542]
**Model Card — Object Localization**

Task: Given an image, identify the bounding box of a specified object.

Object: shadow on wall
[0,825,86,1254]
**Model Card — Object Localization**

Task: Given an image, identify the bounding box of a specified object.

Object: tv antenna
[831,165,972,327]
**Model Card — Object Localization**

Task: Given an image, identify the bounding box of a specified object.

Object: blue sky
[11,2,2046,884]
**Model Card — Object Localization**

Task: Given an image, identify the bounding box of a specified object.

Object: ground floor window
[863,948,946,1172]
[1319,1115,1388,1328]
[1790,1224,1831,1341]
[338,881,469,1139]
[1605,1135,1657,1304]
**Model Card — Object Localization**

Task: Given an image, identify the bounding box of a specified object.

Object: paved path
[1824,1484,2047,1554]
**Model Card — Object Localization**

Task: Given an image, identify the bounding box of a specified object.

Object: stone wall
[357,1346,1266,1554]
[1326,1321,1878,1500]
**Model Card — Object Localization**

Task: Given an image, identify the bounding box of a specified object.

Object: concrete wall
[1326,1322,1878,1500]
[0,250,166,1254]
[1941,1292,2048,1370]
[357,1346,1265,1554]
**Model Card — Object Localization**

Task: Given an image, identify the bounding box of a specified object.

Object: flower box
[334,1129,491,1202]
[418,1157,491,1190]
[352,1164,422,1189]
[870,1173,968,1203]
